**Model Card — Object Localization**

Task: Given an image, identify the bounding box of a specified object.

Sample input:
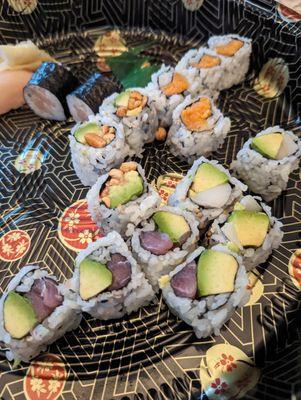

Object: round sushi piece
[208,195,283,270]
[169,157,247,229]
[160,245,250,338]
[67,231,155,320]
[87,162,161,234]
[207,34,252,89]
[128,205,200,290]
[98,88,160,157]
[167,95,231,163]
[69,115,130,187]
[66,72,118,122]
[231,126,301,202]
[24,62,79,121]
[0,265,81,363]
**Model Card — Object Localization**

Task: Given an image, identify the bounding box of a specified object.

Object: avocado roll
[128,206,200,290]
[208,195,283,270]
[160,246,250,338]
[69,115,130,186]
[169,157,247,229]
[231,126,301,202]
[68,231,154,319]
[87,162,161,234]
[24,62,79,121]
[167,95,231,163]
[0,265,81,363]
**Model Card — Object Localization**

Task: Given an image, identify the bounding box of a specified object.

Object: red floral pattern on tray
[0,230,31,262]
[288,250,301,289]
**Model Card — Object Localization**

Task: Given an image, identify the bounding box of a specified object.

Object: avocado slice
[114,91,130,107]
[197,249,238,296]
[74,122,101,144]
[228,210,269,248]
[4,291,38,339]
[153,211,190,243]
[251,133,283,159]
[190,163,228,193]
[108,171,143,208]
[79,258,113,300]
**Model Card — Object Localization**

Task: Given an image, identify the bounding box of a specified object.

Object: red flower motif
[211,378,228,395]
[220,353,237,372]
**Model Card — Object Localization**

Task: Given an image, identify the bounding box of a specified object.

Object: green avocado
[74,122,101,144]
[251,133,283,159]
[108,171,144,208]
[4,291,38,339]
[114,91,130,107]
[79,258,113,300]
[197,249,238,296]
[228,210,269,248]
[190,163,228,193]
[152,211,190,243]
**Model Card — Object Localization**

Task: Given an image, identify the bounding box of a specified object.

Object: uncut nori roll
[24,62,79,121]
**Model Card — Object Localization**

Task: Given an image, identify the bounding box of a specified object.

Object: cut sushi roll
[69,115,130,187]
[128,206,200,289]
[66,72,118,122]
[167,95,231,163]
[87,162,161,234]
[99,88,159,157]
[169,157,247,228]
[68,231,155,319]
[160,246,250,338]
[208,195,283,270]
[24,62,79,121]
[231,126,301,202]
[0,265,81,363]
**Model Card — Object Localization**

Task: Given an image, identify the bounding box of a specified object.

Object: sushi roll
[98,88,159,157]
[87,162,161,234]
[68,231,155,319]
[169,157,247,228]
[69,115,130,187]
[0,265,81,363]
[128,205,200,289]
[167,95,231,163]
[160,246,250,338]
[231,126,301,202]
[208,195,283,270]
[66,72,118,122]
[24,62,79,121]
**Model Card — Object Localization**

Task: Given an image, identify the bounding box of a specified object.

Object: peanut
[141,95,148,108]
[120,161,137,172]
[102,196,111,208]
[103,133,115,144]
[85,133,106,148]
[109,127,115,134]
[102,125,110,134]
[100,186,109,197]
[108,178,120,186]
[109,169,124,179]
[116,106,127,117]
[131,91,143,101]
[155,127,167,141]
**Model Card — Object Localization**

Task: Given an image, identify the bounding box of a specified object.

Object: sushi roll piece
[0,265,81,363]
[68,231,155,319]
[69,115,130,187]
[231,126,301,202]
[87,162,161,234]
[128,205,200,289]
[169,157,247,228]
[167,95,231,163]
[24,62,79,121]
[66,72,118,122]
[160,246,250,338]
[98,88,159,157]
[208,195,283,270]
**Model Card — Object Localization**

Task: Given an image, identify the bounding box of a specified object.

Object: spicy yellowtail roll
[68,231,154,319]
[208,195,283,270]
[0,265,81,363]
[160,246,250,338]
[231,126,301,202]
[167,95,231,163]
[169,157,246,229]
[69,115,130,186]
[87,162,161,235]
[128,206,199,290]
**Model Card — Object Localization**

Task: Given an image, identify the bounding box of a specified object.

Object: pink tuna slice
[140,231,174,255]
[171,261,197,299]
[107,253,132,291]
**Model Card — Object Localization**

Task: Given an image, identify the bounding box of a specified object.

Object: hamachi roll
[231,126,301,202]
[160,246,250,338]
[87,162,161,234]
[0,265,81,363]
[128,206,200,289]
[208,195,283,270]
[169,157,247,228]
[67,231,155,319]
[99,88,159,157]
[69,115,130,186]
[66,72,118,122]
[167,95,231,163]
[24,62,79,121]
